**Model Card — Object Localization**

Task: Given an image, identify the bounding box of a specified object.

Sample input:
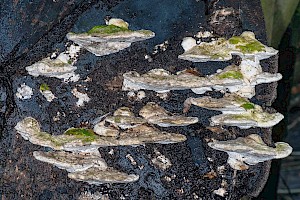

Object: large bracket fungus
[67,18,155,56]
[184,94,284,129]
[15,117,187,152]
[123,64,281,98]
[178,31,278,62]
[208,134,292,170]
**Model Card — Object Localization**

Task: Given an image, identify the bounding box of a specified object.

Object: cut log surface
[0,0,278,199]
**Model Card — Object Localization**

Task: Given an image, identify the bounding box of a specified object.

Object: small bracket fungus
[139,102,198,127]
[26,52,79,82]
[15,117,186,151]
[208,134,292,170]
[16,83,33,100]
[184,94,284,129]
[66,18,155,56]
[104,107,146,129]
[178,31,278,62]
[39,83,56,102]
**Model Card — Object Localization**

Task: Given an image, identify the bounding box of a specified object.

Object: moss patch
[217,71,243,79]
[40,83,50,92]
[87,25,131,35]
[241,103,255,110]
[64,128,97,142]
[229,36,265,53]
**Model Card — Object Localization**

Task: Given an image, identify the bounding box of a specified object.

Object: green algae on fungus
[39,83,50,91]
[87,25,131,35]
[216,71,243,79]
[241,103,255,110]
[64,128,97,142]
[179,31,277,62]
[228,34,265,54]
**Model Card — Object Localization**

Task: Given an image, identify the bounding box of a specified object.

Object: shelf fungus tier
[178,31,278,62]
[66,18,155,56]
[15,117,187,152]
[208,134,292,170]
[183,94,284,129]
[123,64,281,98]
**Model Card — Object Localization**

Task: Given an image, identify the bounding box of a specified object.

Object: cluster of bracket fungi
[15,18,292,186]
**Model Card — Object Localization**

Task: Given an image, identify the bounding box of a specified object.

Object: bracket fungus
[139,102,198,127]
[26,53,79,82]
[104,107,146,129]
[33,151,108,172]
[68,167,139,185]
[184,94,284,129]
[178,31,278,62]
[208,134,292,170]
[33,150,139,184]
[122,68,211,94]
[15,117,186,151]
[67,18,155,56]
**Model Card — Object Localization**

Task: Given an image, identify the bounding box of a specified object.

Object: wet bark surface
[0,0,278,199]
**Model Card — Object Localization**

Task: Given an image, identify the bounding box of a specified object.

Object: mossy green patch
[241,103,255,110]
[236,42,265,54]
[40,83,50,92]
[229,35,265,53]
[87,25,131,35]
[217,71,243,79]
[38,132,64,146]
[228,36,242,44]
[64,128,97,142]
